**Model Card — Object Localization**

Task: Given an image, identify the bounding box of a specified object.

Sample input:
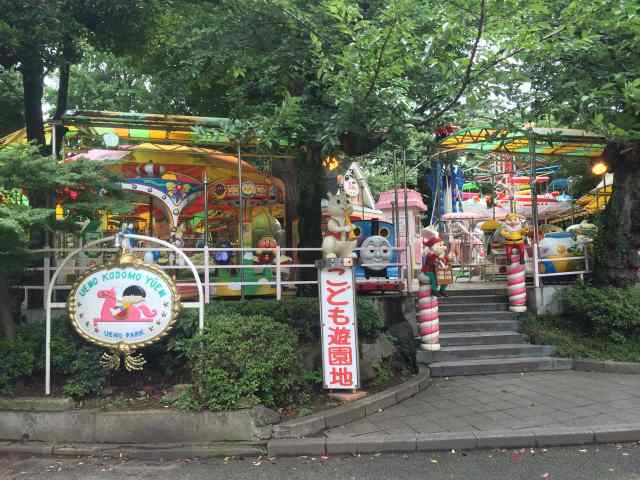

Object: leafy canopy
[0,144,129,273]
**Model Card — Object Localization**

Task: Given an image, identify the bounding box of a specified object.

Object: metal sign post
[45,233,205,395]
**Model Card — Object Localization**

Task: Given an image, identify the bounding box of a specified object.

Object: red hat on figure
[423,237,442,248]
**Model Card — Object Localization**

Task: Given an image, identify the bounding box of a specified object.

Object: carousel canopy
[438,127,607,159]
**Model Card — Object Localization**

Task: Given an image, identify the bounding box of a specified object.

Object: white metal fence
[16,244,414,309]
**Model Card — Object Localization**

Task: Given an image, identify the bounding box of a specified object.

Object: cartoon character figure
[500,213,527,264]
[93,287,157,331]
[321,190,357,260]
[254,235,278,266]
[420,237,450,297]
[359,235,394,278]
[168,225,186,267]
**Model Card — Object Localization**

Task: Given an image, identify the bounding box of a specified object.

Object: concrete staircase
[417,288,571,376]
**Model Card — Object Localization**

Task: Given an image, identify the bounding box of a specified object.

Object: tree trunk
[20,58,46,147]
[271,155,298,250]
[52,57,71,155]
[593,141,640,286]
[0,273,16,339]
[296,144,327,289]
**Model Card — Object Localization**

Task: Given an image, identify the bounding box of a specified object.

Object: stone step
[438,294,508,305]
[417,344,555,363]
[439,302,509,313]
[428,357,573,377]
[439,331,527,346]
[439,320,520,333]
[445,289,508,297]
[438,311,520,321]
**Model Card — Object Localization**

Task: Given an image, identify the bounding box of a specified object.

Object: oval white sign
[68,262,180,349]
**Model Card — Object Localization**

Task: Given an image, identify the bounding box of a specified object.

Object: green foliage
[0,317,107,398]
[44,47,180,115]
[0,144,129,274]
[0,67,23,136]
[0,331,36,394]
[50,317,107,399]
[561,283,640,342]
[522,314,640,362]
[204,297,384,341]
[180,313,306,410]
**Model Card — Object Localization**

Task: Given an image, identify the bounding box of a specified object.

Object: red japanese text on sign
[319,266,359,390]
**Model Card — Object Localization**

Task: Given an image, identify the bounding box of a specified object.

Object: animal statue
[321,190,357,260]
[93,287,157,331]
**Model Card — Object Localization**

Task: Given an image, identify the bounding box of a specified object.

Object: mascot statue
[500,213,526,264]
[500,213,527,312]
[321,190,357,260]
[421,237,450,297]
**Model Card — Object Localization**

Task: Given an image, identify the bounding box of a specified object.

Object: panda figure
[359,235,394,278]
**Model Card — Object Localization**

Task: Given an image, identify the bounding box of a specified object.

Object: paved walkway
[326,371,640,438]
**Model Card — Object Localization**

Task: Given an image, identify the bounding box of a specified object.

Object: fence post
[43,255,51,307]
[276,247,282,301]
[204,245,210,303]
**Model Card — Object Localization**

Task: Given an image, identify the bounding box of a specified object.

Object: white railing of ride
[16,245,414,308]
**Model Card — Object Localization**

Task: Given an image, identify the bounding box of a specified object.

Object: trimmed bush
[563,282,640,342]
[180,313,307,410]
[204,297,385,341]
[0,317,107,398]
[0,333,36,395]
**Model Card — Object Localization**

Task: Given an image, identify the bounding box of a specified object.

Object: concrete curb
[572,359,640,374]
[267,423,640,457]
[272,368,430,439]
[0,441,266,459]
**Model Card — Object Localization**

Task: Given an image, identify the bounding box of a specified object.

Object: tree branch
[361,18,397,104]
[415,0,486,118]
[415,24,565,127]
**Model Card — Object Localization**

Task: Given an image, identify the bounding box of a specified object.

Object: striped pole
[507,250,527,312]
[417,276,440,351]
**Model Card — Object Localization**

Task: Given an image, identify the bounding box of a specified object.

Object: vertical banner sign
[319,266,360,389]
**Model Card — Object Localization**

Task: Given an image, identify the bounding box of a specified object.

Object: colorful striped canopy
[438,127,607,158]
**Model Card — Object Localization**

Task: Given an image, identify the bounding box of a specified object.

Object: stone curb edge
[267,424,640,457]
[0,441,266,460]
[272,367,431,439]
[572,359,640,374]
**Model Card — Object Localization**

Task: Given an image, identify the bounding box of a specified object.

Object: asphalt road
[1,443,640,480]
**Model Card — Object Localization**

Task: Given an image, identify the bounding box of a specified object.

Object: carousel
[52,111,291,298]
[429,126,609,286]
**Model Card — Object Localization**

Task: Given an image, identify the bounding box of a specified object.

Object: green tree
[0,67,23,136]
[0,144,129,338]
[0,0,161,148]
[510,0,640,285]
[143,0,552,251]
[45,47,186,115]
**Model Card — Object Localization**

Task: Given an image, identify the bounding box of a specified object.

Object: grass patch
[522,314,640,362]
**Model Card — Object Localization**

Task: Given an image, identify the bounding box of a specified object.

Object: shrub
[0,333,36,395]
[49,317,108,399]
[0,317,108,398]
[180,313,307,410]
[204,297,384,341]
[562,283,640,342]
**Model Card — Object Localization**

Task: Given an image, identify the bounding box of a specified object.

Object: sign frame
[317,259,361,390]
[67,253,181,351]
